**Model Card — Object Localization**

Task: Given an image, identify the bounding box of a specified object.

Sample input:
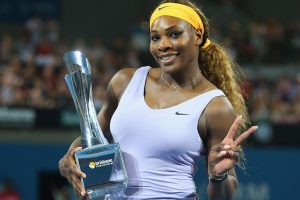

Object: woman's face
[150,16,202,73]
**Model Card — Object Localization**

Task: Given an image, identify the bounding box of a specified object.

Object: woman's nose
[158,36,172,51]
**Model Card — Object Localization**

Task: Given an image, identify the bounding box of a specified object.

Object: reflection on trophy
[63,51,128,199]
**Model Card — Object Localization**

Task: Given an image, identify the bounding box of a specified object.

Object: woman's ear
[195,29,203,46]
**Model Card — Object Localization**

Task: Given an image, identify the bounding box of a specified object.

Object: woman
[59,0,258,199]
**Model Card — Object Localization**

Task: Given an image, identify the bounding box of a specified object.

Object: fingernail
[240,115,243,119]
[254,126,258,130]
[82,173,86,178]
[81,191,85,196]
[224,144,231,149]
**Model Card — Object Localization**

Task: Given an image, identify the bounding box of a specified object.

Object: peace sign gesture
[208,116,258,177]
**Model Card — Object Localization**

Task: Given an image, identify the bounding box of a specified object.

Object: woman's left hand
[208,116,258,176]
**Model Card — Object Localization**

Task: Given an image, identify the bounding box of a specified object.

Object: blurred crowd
[219,18,300,65]
[247,76,300,124]
[0,15,299,124]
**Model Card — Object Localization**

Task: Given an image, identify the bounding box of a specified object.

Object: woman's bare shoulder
[205,96,235,120]
[199,95,236,144]
[110,67,138,98]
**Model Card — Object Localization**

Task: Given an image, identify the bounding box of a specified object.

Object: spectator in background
[0,179,21,200]
[264,17,284,64]
[25,15,43,45]
[0,35,15,65]
[46,18,60,44]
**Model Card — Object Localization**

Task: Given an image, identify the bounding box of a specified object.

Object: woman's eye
[170,31,182,38]
[151,35,160,41]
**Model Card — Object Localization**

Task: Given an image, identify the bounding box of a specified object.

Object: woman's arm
[200,96,257,200]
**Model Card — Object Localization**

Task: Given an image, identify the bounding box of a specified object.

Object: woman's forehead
[150,16,191,31]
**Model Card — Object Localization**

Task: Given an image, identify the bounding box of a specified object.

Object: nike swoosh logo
[175,111,190,115]
[158,6,169,10]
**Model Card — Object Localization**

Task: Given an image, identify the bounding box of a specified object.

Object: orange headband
[150,3,211,48]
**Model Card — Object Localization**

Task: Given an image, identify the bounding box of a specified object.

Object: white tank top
[110,66,225,199]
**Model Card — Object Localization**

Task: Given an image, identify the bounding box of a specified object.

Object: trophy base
[87,182,125,200]
[75,143,128,200]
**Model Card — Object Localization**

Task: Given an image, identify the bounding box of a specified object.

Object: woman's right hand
[59,146,87,199]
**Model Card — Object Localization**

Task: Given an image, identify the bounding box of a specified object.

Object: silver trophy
[63,51,128,199]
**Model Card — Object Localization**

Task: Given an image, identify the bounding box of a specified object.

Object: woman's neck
[160,66,203,89]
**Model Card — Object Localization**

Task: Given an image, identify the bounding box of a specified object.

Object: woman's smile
[158,52,180,66]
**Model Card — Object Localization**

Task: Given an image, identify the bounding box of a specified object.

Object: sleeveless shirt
[110,66,225,199]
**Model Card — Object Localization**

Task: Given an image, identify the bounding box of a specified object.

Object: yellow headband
[150,3,211,48]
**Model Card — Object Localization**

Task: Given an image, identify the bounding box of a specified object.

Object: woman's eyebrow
[150,25,180,33]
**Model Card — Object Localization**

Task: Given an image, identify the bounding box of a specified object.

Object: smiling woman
[58,0,258,199]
